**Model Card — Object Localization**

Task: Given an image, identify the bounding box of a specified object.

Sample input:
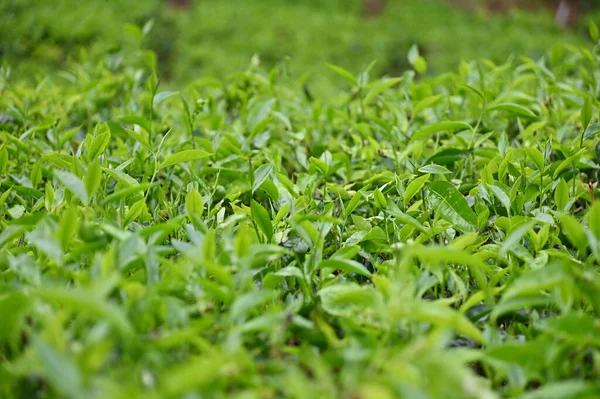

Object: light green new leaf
[251,200,273,241]
[373,188,387,209]
[119,115,151,133]
[85,159,102,198]
[364,77,403,105]
[253,163,273,193]
[123,198,146,226]
[525,147,544,172]
[185,190,204,219]
[418,164,452,175]
[554,179,569,212]
[54,170,88,205]
[153,91,179,106]
[404,173,430,204]
[159,149,213,169]
[556,213,588,254]
[488,102,537,118]
[327,64,357,86]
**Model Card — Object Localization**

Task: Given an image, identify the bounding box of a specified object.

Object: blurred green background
[1,0,596,90]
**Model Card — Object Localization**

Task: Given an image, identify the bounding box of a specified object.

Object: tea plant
[1,24,600,399]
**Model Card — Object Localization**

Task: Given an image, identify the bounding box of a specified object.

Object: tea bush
[1,0,589,92]
[1,22,600,399]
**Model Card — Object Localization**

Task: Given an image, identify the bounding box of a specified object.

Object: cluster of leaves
[2,23,600,399]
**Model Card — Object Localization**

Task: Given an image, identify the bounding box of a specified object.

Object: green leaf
[185,190,204,219]
[251,200,273,241]
[426,148,468,165]
[554,179,569,212]
[54,170,89,205]
[428,181,477,232]
[34,287,132,336]
[418,164,452,175]
[413,95,442,116]
[488,184,511,212]
[373,188,387,209]
[0,292,29,345]
[0,146,8,175]
[102,183,153,204]
[488,102,537,118]
[404,173,430,204]
[588,202,600,240]
[230,290,276,322]
[123,198,146,226]
[406,301,485,344]
[252,163,273,193]
[500,221,534,258]
[318,283,385,327]
[556,213,588,254]
[582,94,593,130]
[407,44,427,74]
[108,121,151,150]
[85,159,102,198]
[520,381,598,399]
[87,129,111,160]
[56,206,79,249]
[364,77,403,105]
[326,64,357,86]
[386,203,430,234]
[525,147,544,172]
[33,336,84,398]
[411,121,471,142]
[159,149,213,169]
[583,123,600,141]
[153,91,179,106]
[499,263,568,303]
[541,313,600,346]
[319,258,372,278]
[590,20,600,42]
[119,115,151,133]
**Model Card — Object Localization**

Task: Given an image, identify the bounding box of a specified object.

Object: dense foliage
[1,0,590,91]
[1,18,600,399]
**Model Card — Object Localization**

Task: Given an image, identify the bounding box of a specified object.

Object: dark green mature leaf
[428,181,477,232]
